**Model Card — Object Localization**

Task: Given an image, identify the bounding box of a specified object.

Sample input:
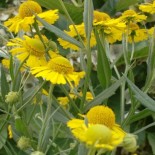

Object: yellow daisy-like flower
[93,11,126,43]
[7,35,52,68]
[67,105,126,152]
[119,10,147,23]
[139,1,155,14]
[31,56,85,85]
[4,0,59,33]
[58,23,96,51]
[127,23,148,43]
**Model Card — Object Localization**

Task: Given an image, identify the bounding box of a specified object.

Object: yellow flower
[31,56,85,85]
[139,1,155,14]
[127,23,148,43]
[58,23,96,51]
[93,12,126,43]
[93,11,111,23]
[7,35,52,68]
[8,125,13,139]
[67,105,126,152]
[119,10,147,23]
[4,0,59,33]
[57,91,93,107]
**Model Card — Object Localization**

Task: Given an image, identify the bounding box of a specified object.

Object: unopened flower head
[4,0,59,33]
[122,134,138,153]
[5,91,19,104]
[17,136,31,150]
[31,151,45,155]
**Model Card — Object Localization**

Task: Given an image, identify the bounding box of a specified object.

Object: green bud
[48,41,57,51]
[5,91,19,104]
[31,151,45,155]
[17,136,31,150]
[122,134,138,153]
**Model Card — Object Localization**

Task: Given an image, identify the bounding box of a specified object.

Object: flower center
[24,38,45,57]
[48,57,74,74]
[86,106,115,128]
[85,124,112,144]
[19,1,42,18]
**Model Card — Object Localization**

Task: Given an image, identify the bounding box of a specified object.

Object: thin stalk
[37,84,54,150]
[16,81,46,113]
[71,0,83,7]
[133,122,155,134]
[52,95,72,119]
[60,85,81,113]
[120,32,129,123]
[57,0,85,47]
[130,38,135,61]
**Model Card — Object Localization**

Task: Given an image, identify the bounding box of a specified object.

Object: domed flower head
[67,105,126,153]
[31,55,85,86]
[119,10,147,23]
[58,23,96,51]
[139,1,155,14]
[4,0,59,34]
[7,35,51,67]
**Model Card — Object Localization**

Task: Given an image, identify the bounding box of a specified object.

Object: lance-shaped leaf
[35,0,83,24]
[36,16,83,49]
[83,0,94,40]
[125,77,155,112]
[1,66,9,101]
[84,76,124,112]
[94,29,111,89]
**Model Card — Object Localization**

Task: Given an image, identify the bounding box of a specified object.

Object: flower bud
[31,151,45,155]
[48,41,57,51]
[122,134,138,153]
[5,91,19,104]
[17,136,31,150]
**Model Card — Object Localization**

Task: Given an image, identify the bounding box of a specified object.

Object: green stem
[60,85,81,113]
[37,84,54,150]
[57,0,85,47]
[133,122,155,134]
[16,81,46,113]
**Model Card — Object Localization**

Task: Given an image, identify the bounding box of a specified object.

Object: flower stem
[37,84,54,151]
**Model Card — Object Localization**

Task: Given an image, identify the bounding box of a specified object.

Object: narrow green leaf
[35,0,83,24]
[84,76,124,112]
[1,66,9,101]
[83,0,94,40]
[116,0,139,11]
[144,29,155,90]
[9,56,14,81]
[0,121,7,149]
[129,109,153,124]
[125,77,155,112]
[147,132,155,154]
[94,29,111,89]
[36,16,83,49]
[15,117,30,136]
